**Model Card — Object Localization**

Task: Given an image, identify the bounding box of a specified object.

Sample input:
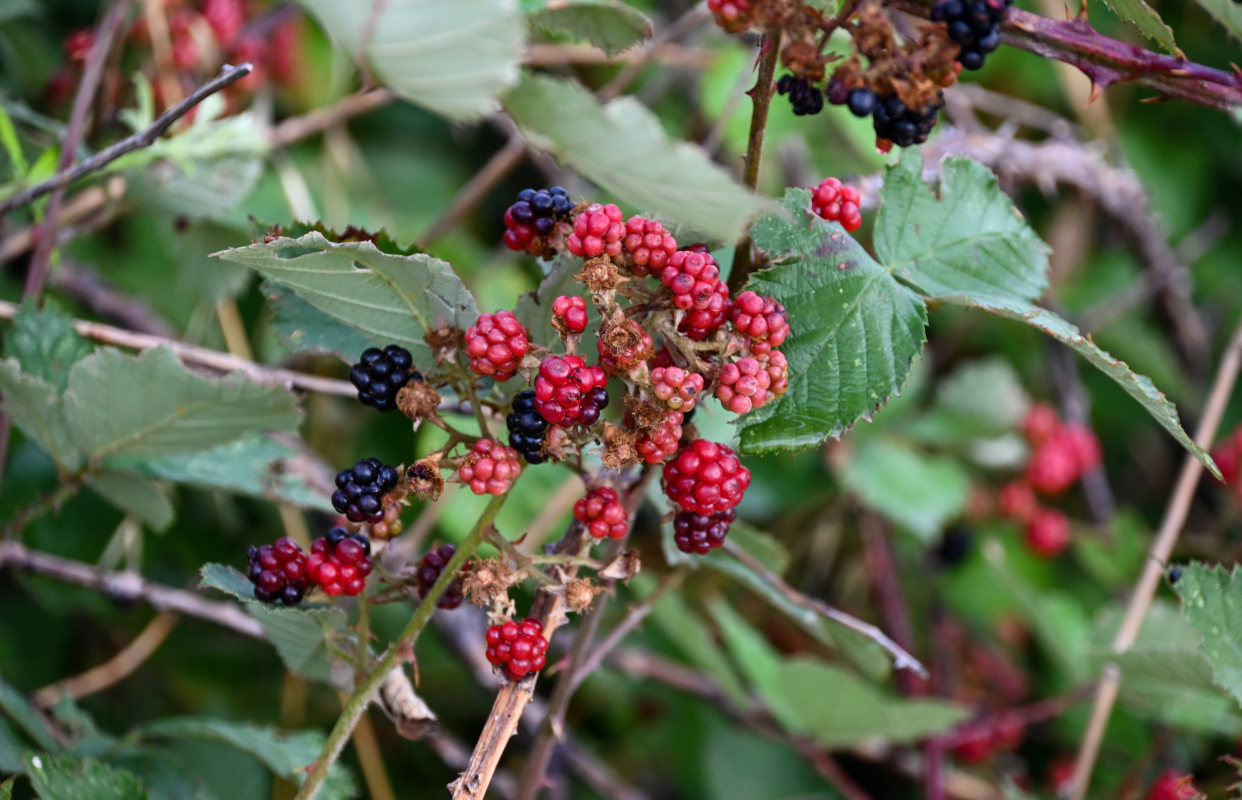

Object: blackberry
[307,527,373,596]
[934,525,974,566]
[931,0,1010,71]
[776,74,823,116]
[246,537,310,605]
[507,390,549,464]
[331,458,400,523]
[846,88,877,118]
[504,187,574,251]
[415,544,465,609]
[672,509,736,554]
[872,93,942,147]
[349,345,420,412]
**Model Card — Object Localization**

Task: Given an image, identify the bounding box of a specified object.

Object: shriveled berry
[567,203,625,259]
[673,509,736,554]
[458,439,522,496]
[776,74,823,116]
[552,295,589,334]
[662,439,751,514]
[465,311,529,382]
[597,319,653,375]
[574,487,629,539]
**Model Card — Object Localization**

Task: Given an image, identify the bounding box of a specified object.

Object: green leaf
[0,360,81,470]
[514,253,598,355]
[905,357,1030,445]
[528,2,652,57]
[739,189,928,453]
[0,775,13,800]
[1188,0,1242,43]
[0,106,27,178]
[3,302,92,391]
[0,680,61,754]
[22,753,148,800]
[299,0,524,121]
[762,658,967,746]
[133,718,355,800]
[938,294,1216,476]
[0,719,24,773]
[706,597,785,696]
[214,231,478,368]
[1097,0,1180,54]
[874,151,1049,304]
[1174,562,1242,710]
[199,563,257,602]
[263,283,373,362]
[83,471,175,531]
[838,436,971,541]
[109,434,332,511]
[504,73,773,243]
[62,347,302,460]
[245,603,348,683]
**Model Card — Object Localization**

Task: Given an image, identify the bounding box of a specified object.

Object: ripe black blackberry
[507,390,549,464]
[331,458,400,522]
[672,509,736,554]
[415,543,466,609]
[576,386,610,426]
[776,74,823,116]
[348,345,420,412]
[931,0,1009,71]
[504,187,574,251]
[872,93,942,147]
[246,537,310,605]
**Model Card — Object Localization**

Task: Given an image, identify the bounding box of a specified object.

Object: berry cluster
[663,440,751,516]
[534,355,609,425]
[503,186,574,254]
[507,390,550,464]
[465,311,530,382]
[949,714,1025,765]
[1146,771,1202,800]
[622,217,678,276]
[871,93,943,148]
[458,439,522,496]
[995,404,1101,558]
[777,74,824,116]
[810,177,862,232]
[415,544,465,610]
[552,295,589,334]
[672,509,736,554]
[650,366,705,413]
[485,617,549,681]
[332,458,400,523]
[662,251,723,311]
[247,537,310,605]
[307,528,373,597]
[931,0,1010,71]
[574,487,629,539]
[634,411,684,464]
[349,345,419,412]
[731,291,790,354]
[716,356,773,414]
[707,0,756,33]
[567,204,625,259]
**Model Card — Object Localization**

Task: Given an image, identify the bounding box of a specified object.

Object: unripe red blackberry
[707,0,756,32]
[348,344,420,412]
[672,509,736,554]
[415,543,466,609]
[534,355,608,425]
[731,291,790,353]
[1024,436,1079,495]
[203,0,245,45]
[633,411,684,464]
[996,480,1037,521]
[716,356,772,414]
[678,279,731,341]
[552,295,589,334]
[650,366,705,413]
[458,439,522,496]
[1025,508,1070,558]
[567,203,625,259]
[662,251,723,311]
[810,177,863,232]
[621,216,678,276]
[485,617,549,681]
[574,487,629,539]
[64,30,94,62]
[761,350,789,400]
[465,311,529,382]
[662,440,751,514]
[307,527,373,597]
[246,536,310,605]
[1021,403,1061,444]
[1061,424,1102,473]
[331,458,401,523]
[503,187,573,254]
[1146,771,1201,800]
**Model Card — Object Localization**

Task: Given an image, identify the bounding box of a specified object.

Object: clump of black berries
[776,74,824,116]
[931,0,1009,71]
[672,509,736,555]
[872,93,942,147]
[507,390,549,464]
[509,187,574,236]
[349,345,421,412]
[332,458,400,522]
[415,543,466,610]
[934,525,974,567]
[247,536,310,605]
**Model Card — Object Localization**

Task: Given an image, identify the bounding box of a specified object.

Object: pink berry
[567,204,625,258]
[458,439,522,495]
[465,311,529,382]
[716,356,772,414]
[633,412,684,464]
[810,177,863,232]
[650,366,705,413]
[730,291,789,353]
[621,216,678,276]
[1025,508,1071,558]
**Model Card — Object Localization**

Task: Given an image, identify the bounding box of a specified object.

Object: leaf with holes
[215,232,478,367]
[874,150,1049,303]
[528,2,652,56]
[938,294,1216,475]
[263,282,376,362]
[504,73,774,243]
[62,347,302,461]
[1174,562,1242,710]
[299,0,524,121]
[738,189,927,453]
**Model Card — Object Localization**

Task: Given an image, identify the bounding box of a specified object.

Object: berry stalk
[294,491,511,800]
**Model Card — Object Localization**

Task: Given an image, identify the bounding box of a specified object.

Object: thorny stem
[728,27,782,295]
[294,491,509,800]
[722,538,929,677]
